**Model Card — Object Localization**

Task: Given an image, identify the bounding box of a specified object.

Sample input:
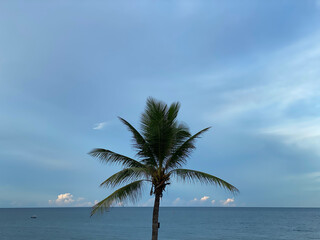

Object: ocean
[0,207,319,240]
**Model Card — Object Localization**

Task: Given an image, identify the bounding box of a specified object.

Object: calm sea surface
[0,207,319,240]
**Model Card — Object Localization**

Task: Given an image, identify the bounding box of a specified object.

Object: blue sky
[1,0,320,208]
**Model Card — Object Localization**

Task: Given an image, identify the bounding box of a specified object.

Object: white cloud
[188,196,213,205]
[200,196,210,201]
[55,193,74,205]
[221,198,235,206]
[49,193,96,207]
[93,122,108,130]
[211,200,216,205]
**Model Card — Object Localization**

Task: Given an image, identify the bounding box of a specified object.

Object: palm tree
[89,97,239,240]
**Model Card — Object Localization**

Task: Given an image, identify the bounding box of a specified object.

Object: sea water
[0,207,319,240]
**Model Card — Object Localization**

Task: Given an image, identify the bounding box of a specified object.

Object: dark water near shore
[0,207,319,239]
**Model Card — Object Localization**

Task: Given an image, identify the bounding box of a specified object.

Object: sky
[1,0,320,208]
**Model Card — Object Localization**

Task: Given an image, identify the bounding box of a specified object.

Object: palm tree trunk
[152,192,161,240]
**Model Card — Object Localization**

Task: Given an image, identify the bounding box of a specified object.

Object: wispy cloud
[204,34,320,124]
[172,197,181,205]
[170,196,218,206]
[200,34,320,170]
[261,118,320,156]
[93,122,108,130]
[140,198,155,207]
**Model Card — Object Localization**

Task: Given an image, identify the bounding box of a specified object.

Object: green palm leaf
[118,117,157,166]
[88,148,144,168]
[91,180,145,216]
[100,167,150,188]
[140,98,171,166]
[165,127,211,170]
[170,169,239,194]
[171,123,191,149]
[140,98,189,168]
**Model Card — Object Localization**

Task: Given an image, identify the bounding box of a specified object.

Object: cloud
[116,201,124,207]
[221,198,235,206]
[93,122,108,130]
[189,196,213,205]
[211,200,216,205]
[204,34,320,124]
[140,198,155,207]
[200,34,320,172]
[191,197,198,202]
[200,196,210,201]
[74,201,95,207]
[49,193,97,207]
[173,197,181,205]
[261,118,320,156]
[54,193,74,205]
[285,171,320,192]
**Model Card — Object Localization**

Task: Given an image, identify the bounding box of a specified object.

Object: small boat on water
[30,215,37,219]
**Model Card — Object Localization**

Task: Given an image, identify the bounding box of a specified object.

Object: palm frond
[170,169,239,194]
[88,148,144,168]
[166,101,180,125]
[140,97,186,168]
[140,98,168,165]
[170,123,191,151]
[165,127,211,170]
[100,167,150,188]
[118,117,157,166]
[91,180,145,216]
